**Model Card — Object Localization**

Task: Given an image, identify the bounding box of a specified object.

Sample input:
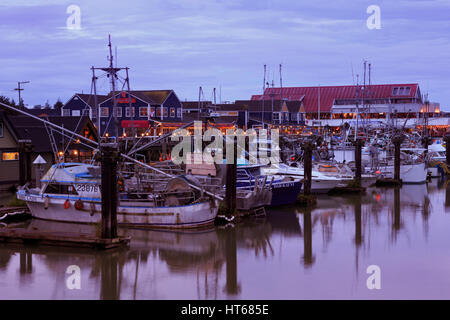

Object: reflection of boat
[17,163,218,229]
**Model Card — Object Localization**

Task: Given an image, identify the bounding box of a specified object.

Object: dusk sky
[0,0,449,108]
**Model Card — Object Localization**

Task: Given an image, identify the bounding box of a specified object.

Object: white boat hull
[17,192,217,229]
[375,162,428,184]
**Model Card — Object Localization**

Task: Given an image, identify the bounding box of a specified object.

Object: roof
[4,115,97,153]
[72,93,109,107]
[251,84,421,113]
[234,100,303,113]
[131,90,173,105]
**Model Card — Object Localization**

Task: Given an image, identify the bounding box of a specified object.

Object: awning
[121,120,149,128]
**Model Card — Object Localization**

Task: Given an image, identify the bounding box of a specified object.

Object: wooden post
[355,138,363,185]
[392,135,404,182]
[444,135,450,167]
[18,139,32,186]
[302,141,313,195]
[100,143,119,239]
[225,137,237,217]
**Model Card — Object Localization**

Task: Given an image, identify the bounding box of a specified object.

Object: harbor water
[1,178,450,299]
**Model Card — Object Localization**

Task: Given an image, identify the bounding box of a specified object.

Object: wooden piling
[18,139,32,186]
[302,141,313,196]
[225,137,237,217]
[355,138,363,185]
[100,143,119,239]
[392,134,404,183]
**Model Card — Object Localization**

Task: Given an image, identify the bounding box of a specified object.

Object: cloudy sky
[0,0,449,108]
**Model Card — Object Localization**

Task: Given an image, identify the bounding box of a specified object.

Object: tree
[53,99,64,112]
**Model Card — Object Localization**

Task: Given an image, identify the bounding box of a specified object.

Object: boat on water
[427,142,447,177]
[16,162,218,229]
[236,164,303,206]
[265,162,348,193]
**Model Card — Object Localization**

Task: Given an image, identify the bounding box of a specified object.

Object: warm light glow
[105,133,109,137]
[145,132,149,136]
[73,150,78,156]
[123,132,127,137]
[58,151,63,156]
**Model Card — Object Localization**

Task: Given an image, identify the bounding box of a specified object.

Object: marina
[1,1,450,304]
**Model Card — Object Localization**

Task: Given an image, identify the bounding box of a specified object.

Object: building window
[72,110,80,117]
[170,107,175,117]
[272,112,280,123]
[0,122,3,138]
[2,152,19,161]
[91,108,97,118]
[392,87,398,95]
[126,107,135,117]
[139,107,148,118]
[100,107,109,117]
[62,109,71,117]
[405,87,411,95]
[115,107,122,118]
[398,87,405,95]
[150,107,155,117]
[177,108,181,118]
[163,107,168,117]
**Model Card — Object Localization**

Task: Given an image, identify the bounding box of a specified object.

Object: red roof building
[251,84,422,114]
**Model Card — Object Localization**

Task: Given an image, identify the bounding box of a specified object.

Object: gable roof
[4,114,97,153]
[131,90,173,105]
[251,84,421,113]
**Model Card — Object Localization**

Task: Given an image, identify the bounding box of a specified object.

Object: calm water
[1,179,450,299]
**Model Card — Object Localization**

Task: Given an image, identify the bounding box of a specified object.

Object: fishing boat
[16,162,218,229]
[236,164,302,206]
[427,142,447,177]
[265,162,348,193]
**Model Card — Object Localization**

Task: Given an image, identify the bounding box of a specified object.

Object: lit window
[139,107,148,117]
[2,152,18,161]
[163,107,168,117]
[72,110,80,117]
[125,107,135,117]
[100,107,109,117]
[150,107,156,117]
[115,107,122,117]
[170,108,175,117]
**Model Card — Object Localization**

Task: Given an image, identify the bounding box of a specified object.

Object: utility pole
[14,81,30,109]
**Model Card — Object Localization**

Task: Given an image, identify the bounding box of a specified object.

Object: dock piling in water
[225,137,237,217]
[302,141,314,195]
[392,134,404,183]
[100,143,119,239]
[354,138,363,185]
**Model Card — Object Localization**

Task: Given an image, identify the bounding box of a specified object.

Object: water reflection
[0,179,450,299]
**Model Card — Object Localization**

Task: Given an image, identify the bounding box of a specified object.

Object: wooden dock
[0,206,31,222]
[0,228,130,250]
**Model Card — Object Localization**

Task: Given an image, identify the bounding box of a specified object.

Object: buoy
[74,199,84,210]
[44,197,49,210]
[64,199,71,209]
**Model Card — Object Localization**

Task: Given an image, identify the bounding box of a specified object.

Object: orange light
[105,133,109,137]
[123,132,127,137]
[73,150,78,156]
[58,151,63,156]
